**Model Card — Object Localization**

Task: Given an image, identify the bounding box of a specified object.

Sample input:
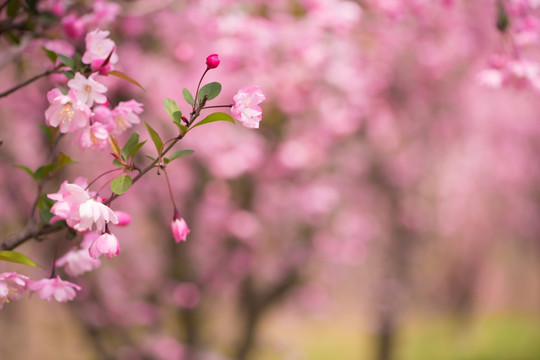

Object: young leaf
[182,88,194,105]
[62,70,74,79]
[129,140,147,159]
[14,165,35,179]
[0,251,44,268]
[107,70,145,91]
[197,82,222,101]
[191,112,234,130]
[174,122,188,135]
[58,54,75,69]
[167,149,194,162]
[39,208,54,223]
[172,111,183,124]
[110,175,133,195]
[42,47,58,64]
[144,122,163,154]
[145,154,156,161]
[55,152,75,169]
[163,98,181,116]
[121,132,140,161]
[112,159,124,167]
[34,163,56,180]
[109,135,122,156]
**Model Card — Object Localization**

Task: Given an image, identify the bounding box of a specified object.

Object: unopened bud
[205,54,220,69]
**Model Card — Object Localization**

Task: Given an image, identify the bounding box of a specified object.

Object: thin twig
[0,67,61,99]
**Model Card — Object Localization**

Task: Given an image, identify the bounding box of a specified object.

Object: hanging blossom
[171,211,190,243]
[0,272,29,309]
[74,122,110,151]
[67,73,108,107]
[28,276,81,302]
[48,180,118,232]
[88,230,121,259]
[56,232,102,277]
[111,100,144,133]
[45,88,92,133]
[230,86,266,129]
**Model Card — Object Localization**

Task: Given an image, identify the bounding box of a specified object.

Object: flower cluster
[44,29,143,151]
[478,1,540,90]
[231,86,266,129]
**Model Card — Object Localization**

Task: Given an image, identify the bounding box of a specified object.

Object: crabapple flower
[111,100,144,133]
[206,53,220,69]
[45,88,92,133]
[231,86,266,129]
[61,14,85,39]
[28,276,81,302]
[82,29,118,66]
[115,211,132,226]
[88,231,121,259]
[171,213,190,243]
[0,272,29,309]
[75,122,110,151]
[48,182,118,232]
[67,73,108,106]
[56,232,101,277]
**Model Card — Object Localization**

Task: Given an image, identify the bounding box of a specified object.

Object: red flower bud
[205,54,220,69]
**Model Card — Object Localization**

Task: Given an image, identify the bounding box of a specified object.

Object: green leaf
[42,47,58,64]
[107,70,145,91]
[39,208,54,223]
[37,193,54,211]
[110,175,132,195]
[129,140,146,159]
[144,122,163,154]
[121,132,140,161]
[112,159,124,167]
[163,98,181,116]
[191,112,234,130]
[171,111,183,124]
[55,152,75,169]
[0,251,44,268]
[39,124,57,145]
[58,54,75,69]
[174,122,188,135]
[15,165,35,179]
[182,88,194,105]
[197,82,222,101]
[62,71,74,79]
[7,0,20,18]
[34,163,56,180]
[166,149,194,163]
[145,154,156,161]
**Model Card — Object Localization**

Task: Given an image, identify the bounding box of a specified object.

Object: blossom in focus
[111,100,144,133]
[230,86,266,129]
[206,53,220,69]
[67,73,108,106]
[82,29,118,66]
[88,232,121,259]
[0,272,29,309]
[48,182,118,232]
[45,88,91,133]
[171,214,190,243]
[56,232,102,277]
[28,276,81,302]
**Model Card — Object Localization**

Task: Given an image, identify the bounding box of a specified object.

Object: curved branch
[1,223,65,251]
[0,67,61,99]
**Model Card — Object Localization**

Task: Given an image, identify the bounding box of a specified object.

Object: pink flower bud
[205,54,220,69]
[171,215,190,243]
[115,211,132,226]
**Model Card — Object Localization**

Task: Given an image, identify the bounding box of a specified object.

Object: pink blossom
[28,276,81,302]
[171,215,190,243]
[82,29,119,66]
[231,86,265,129]
[48,182,118,232]
[56,232,101,277]
[0,272,29,309]
[88,232,121,259]
[92,105,115,131]
[111,100,144,133]
[115,211,132,226]
[75,122,110,151]
[84,0,121,28]
[61,14,85,39]
[67,73,108,106]
[45,88,92,133]
[206,53,220,69]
